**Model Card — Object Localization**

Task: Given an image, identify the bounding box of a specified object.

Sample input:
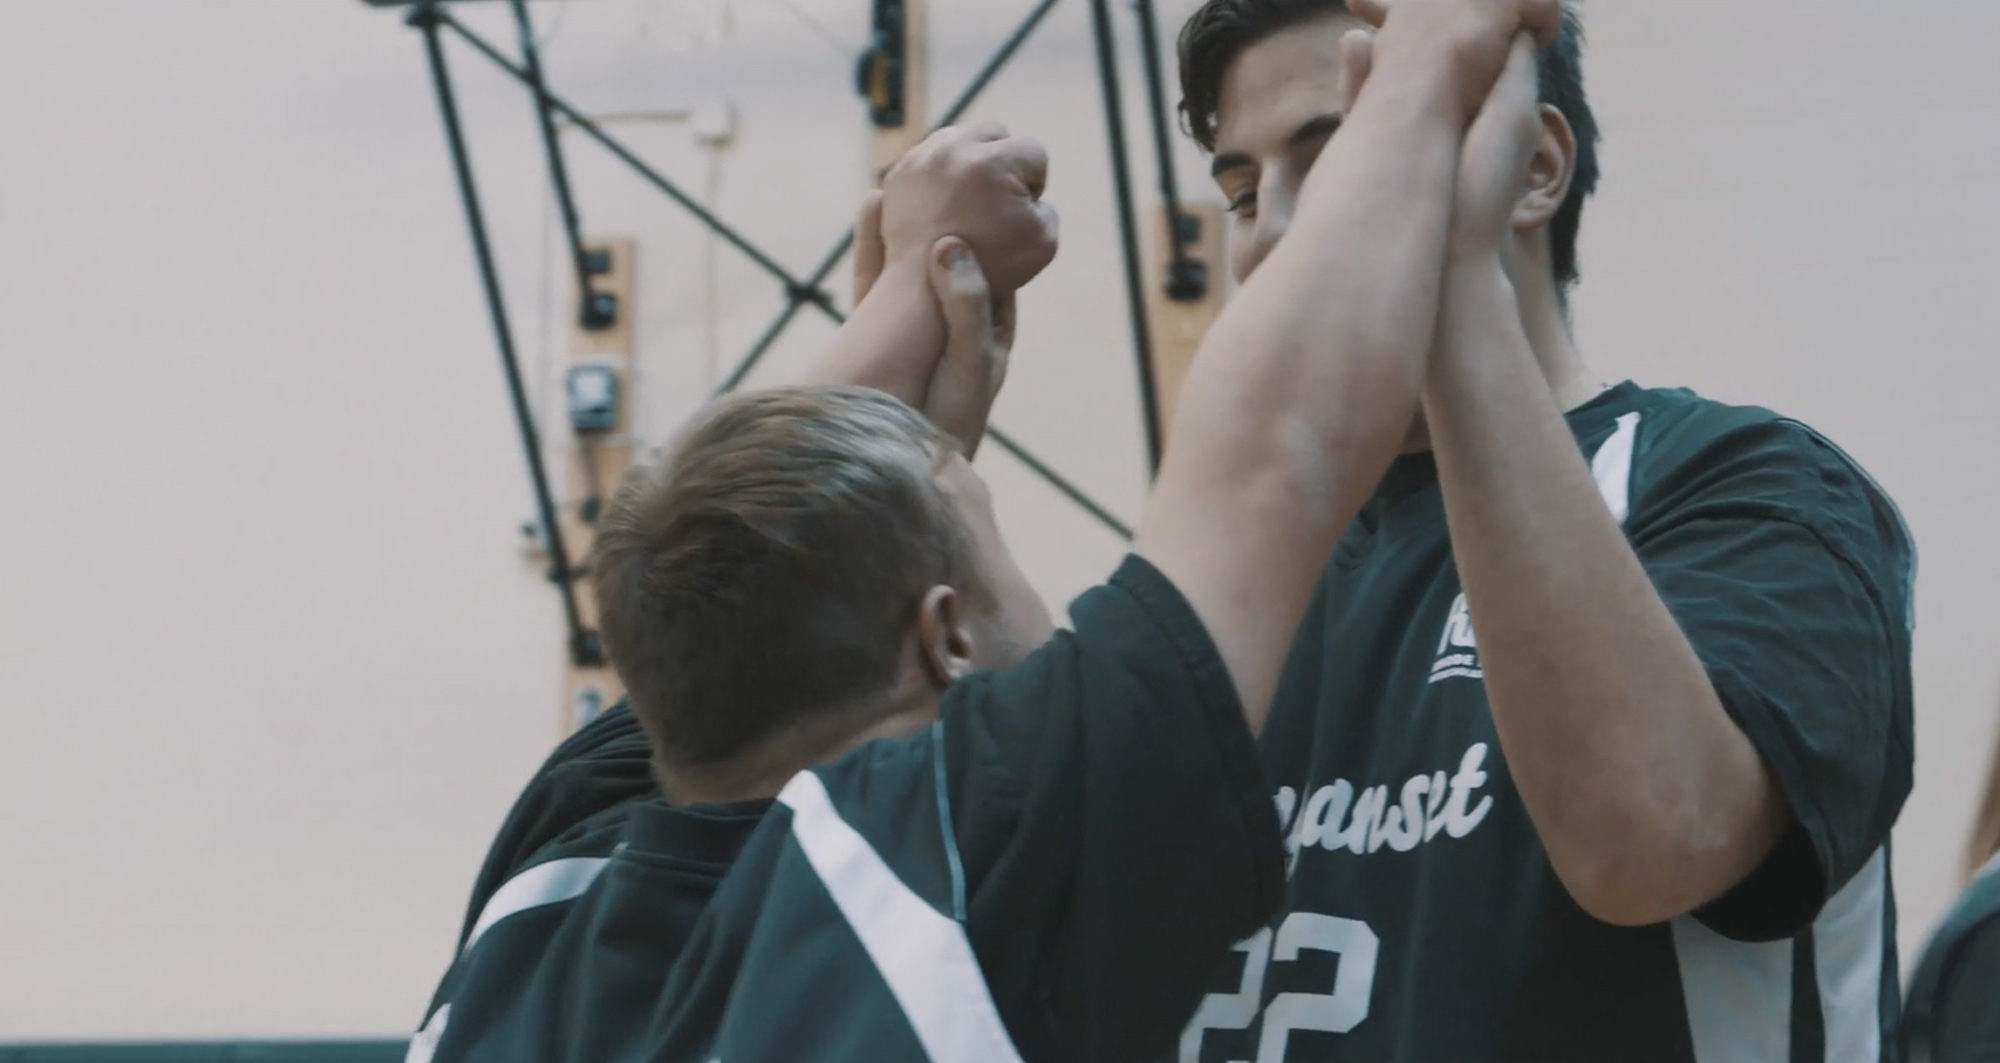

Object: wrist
[1444,232,1506,271]
[1356,53,1467,128]
[1442,253,1513,306]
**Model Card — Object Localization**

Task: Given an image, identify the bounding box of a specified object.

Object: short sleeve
[1628,419,1914,941]
[941,554,1286,1063]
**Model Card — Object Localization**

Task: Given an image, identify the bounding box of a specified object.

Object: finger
[1347,0,1389,29]
[899,124,957,170]
[929,236,994,355]
[851,190,886,305]
[1026,198,1062,281]
[925,237,1001,452]
[965,119,1009,143]
[1336,28,1375,114]
[1006,135,1050,199]
[1523,0,1562,51]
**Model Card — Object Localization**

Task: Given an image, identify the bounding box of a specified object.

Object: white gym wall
[0,0,1993,1040]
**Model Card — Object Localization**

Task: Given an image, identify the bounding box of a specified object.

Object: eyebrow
[1210,112,1346,178]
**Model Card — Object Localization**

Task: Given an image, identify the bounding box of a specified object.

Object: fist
[1352,0,1559,121]
[879,121,1059,293]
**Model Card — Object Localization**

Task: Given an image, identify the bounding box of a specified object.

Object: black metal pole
[1087,0,1164,474]
[713,0,1059,393]
[413,3,598,667]
[418,0,1132,543]
[715,239,854,394]
[935,0,1061,127]
[987,429,1134,539]
[1130,0,1202,300]
[509,0,605,329]
[441,10,838,315]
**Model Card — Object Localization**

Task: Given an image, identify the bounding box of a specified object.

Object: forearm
[795,256,945,406]
[1138,62,1464,727]
[1423,262,1783,924]
[1185,69,1460,493]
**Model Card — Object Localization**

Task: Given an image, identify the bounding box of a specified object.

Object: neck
[661,681,940,806]
[1399,265,1600,454]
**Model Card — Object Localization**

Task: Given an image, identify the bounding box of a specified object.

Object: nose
[1235,185,1293,283]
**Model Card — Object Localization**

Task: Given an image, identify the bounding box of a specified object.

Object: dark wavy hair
[1177,0,1602,293]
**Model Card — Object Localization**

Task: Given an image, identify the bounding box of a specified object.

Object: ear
[1513,103,1577,235]
[915,584,977,691]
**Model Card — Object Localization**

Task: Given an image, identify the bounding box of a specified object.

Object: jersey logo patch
[1428,592,1481,684]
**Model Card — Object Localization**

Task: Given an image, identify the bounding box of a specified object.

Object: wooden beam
[864,0,929,179]
[556,238,636,735]
[1145,203,1226,444]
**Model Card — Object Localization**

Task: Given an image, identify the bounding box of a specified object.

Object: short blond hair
[593,385,966,771]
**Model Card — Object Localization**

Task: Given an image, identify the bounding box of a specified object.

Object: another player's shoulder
[1906,854,2000,1058]
[1627,384,1859,479]
[1624,384,1910,550]
[455,706,657,948]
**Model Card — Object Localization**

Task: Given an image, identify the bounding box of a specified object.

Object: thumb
[924,237,1002,455]
[1347,0,1389,29]
[928,237,993,342]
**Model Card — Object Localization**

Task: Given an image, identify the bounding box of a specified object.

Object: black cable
[440,11,839,315]
[935,0,1060,127]
[715,239,853,394]
[714,0,1059,394]
[510,0,606,329]
[1087,0,1164,474]
[987,429,1134,540]
[412,1,599,668]
[420,0,1133,544]
[1130,0,1203,301]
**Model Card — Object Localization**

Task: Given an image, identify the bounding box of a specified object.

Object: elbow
[1554,857,1690,928]
[1547,758,1789,928]
[1546,822,1744,928]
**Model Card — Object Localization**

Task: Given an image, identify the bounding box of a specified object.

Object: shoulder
[455,707,656,948]
[1624,386,1914,573]
[1628,386,1878,499]
[951,554,1237,714]
[1908,861,2000,1056]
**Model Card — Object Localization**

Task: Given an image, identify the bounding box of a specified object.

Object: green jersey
[410,557,1285,1063]
[1179,383,1916,1063]
[1903,852,2000,1062]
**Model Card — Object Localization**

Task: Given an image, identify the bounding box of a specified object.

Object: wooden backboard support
[862,0,928,179]
[1145,203,1226,444]
[558,238,636,734]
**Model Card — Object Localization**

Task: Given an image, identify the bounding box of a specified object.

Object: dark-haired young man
[404,3,1562,1059]
[1171,2,1917,1061]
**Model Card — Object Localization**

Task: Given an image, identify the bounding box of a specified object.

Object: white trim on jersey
[779,770,1027,1063]
[405,1003,450,1063]
[1815,847,1888,1063]
[1670,915,1794,1062]
[460,856,610,955]
[407,853,609,1054]
[1591,411,1642,525]
[1671,845,1892,1063]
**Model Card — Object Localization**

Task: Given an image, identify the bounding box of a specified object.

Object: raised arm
[796,123,1052,457]
[1135,0,1557,727]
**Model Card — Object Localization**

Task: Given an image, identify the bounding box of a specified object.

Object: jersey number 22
[1178,913,1378,1063]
